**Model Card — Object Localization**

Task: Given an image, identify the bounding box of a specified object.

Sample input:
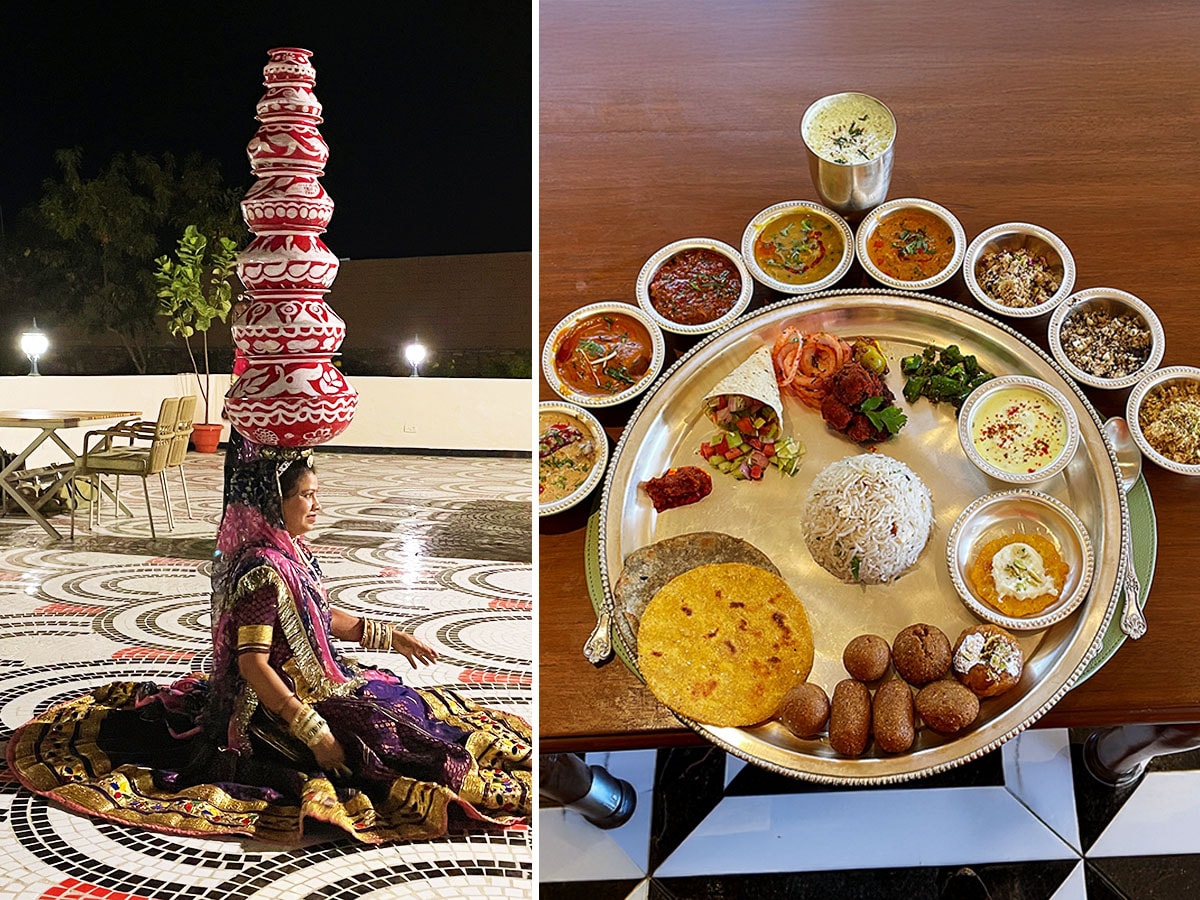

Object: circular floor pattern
[436,563,531,600]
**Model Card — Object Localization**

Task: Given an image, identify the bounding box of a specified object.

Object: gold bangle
[359,616,394,651]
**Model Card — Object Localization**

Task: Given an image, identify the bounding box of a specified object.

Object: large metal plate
[599,289,1126,784]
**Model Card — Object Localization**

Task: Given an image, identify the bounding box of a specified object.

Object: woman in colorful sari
[7,439,531,844]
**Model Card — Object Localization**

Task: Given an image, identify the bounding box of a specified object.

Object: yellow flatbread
[637,562,814,727]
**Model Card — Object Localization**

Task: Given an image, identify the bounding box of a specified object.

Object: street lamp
[403,340,427,377]
[20,321,48,376]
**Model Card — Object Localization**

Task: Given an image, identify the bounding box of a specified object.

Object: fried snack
[892,623,952,686]
[873,679,916,753]
[828,679,872,756]
[953,624,1024,698]
[843,634,892,682]
[638,563,814,727]
[775,682,830,738]
[916,680,980,735]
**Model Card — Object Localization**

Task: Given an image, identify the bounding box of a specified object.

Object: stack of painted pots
[225,47,358,447]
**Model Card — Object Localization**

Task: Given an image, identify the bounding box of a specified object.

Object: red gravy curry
[554,311,654,397]
[867,208,956,281]
[648,248,742,325]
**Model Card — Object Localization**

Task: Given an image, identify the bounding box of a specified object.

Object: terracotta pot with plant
[154,225,239,452]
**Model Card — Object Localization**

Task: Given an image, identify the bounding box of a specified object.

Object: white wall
[0,375,531,468]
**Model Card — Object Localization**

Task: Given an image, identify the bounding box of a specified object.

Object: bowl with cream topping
[964,223,1076,319]
[946,489,1095,631]
[958,375,1079,484]
[1048,288,1164,390]
[1126,365,1200,475]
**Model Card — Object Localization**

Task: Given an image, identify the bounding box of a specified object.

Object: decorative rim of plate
[945,488,1096,631]
[635,237,754,335]
[1125,364,1200,475]
[537,400,609,517]
[957,374,1080,484]
[1047,287,1166,390]
[963,222,1076,318]
[596,288,1126,785]
[541,300,666,408]
[854,197,966,291]
[740,200,854,294]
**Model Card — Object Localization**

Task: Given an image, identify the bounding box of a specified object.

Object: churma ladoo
[637,563,814,727]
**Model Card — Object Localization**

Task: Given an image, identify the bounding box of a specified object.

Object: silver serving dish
[946,489,1095,631]
[541,300,666,408]
[635,237,753,335]
[957,375,1080,485]
[1126,365,1200,476]
[854,197,966,291]
[964,223,1076,318]
[538,400,609,517]
[740,200,854,294]
[598,290,1124,784]
[1048,288,1165,390]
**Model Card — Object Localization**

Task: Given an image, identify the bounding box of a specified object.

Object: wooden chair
[74,397,180,539]
[166,395,197,524]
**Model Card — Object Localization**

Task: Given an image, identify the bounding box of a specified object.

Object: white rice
[802,454,933,584]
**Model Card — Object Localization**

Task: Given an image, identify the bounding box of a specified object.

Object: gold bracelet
[288,703,331,748]
[359,616,394,651]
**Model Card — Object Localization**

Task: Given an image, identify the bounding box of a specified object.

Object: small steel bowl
[538,400,609,517]
[946,489,1095,631]
[740,200,854,294]
[963,223,1076,318]
[1126,365,1200,475]
[1048,288,1165,390]
[635,237,753,335]
[958,375,1080,484]
[541,301,666,408]
[854,197,966,291]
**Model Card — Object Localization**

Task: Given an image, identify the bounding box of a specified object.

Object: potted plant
[154,224,239,452]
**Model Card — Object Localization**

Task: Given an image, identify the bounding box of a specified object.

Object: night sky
[0,3,532,261]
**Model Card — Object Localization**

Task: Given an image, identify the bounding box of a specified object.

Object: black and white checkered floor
[540,728,1200,899]
[0,449,532,899]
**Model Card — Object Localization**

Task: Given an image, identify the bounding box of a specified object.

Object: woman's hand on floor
[312,730,350,777]
[392,631,438,667]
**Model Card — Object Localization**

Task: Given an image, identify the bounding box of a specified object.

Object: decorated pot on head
[234,294,346,357]
[224,354,358,447]
[241,175,334,234]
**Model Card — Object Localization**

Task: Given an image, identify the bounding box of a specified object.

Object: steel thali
[597,290,1126,784]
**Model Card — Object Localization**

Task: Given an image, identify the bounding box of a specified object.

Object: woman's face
[281,469,321,537]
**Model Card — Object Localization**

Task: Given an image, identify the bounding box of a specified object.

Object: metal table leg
[540,752,637,829]
[1083,723,1200,787]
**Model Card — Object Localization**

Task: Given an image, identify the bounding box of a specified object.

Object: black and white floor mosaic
[540,729,1200,899]
[0,449,532,899]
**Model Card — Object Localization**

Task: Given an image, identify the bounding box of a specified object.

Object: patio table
[0,409,140,539]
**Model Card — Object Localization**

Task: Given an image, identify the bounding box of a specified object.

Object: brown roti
[612,532,780,657]
[637,562,814,727]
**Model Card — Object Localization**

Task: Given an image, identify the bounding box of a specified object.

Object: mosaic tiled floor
[0,450,532,899]
[540,729,1200,898]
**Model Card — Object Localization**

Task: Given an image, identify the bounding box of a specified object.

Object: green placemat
[1074,473,1157,685]
[584,478,1157,683]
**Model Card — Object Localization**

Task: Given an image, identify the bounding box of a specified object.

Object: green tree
[154,225,239,424]
[22,148,243,373]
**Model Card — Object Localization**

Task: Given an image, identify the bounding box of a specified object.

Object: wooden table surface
[538,0,1200,752]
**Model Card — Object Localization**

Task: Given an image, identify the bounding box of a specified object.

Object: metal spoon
[1103,416,1146,639]
[583,609,613,664]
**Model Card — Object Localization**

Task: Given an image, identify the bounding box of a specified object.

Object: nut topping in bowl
[964,223,1075,318]
[1126,365,1200,475]
[1048,288,1164,390]
[635,238,753,335]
